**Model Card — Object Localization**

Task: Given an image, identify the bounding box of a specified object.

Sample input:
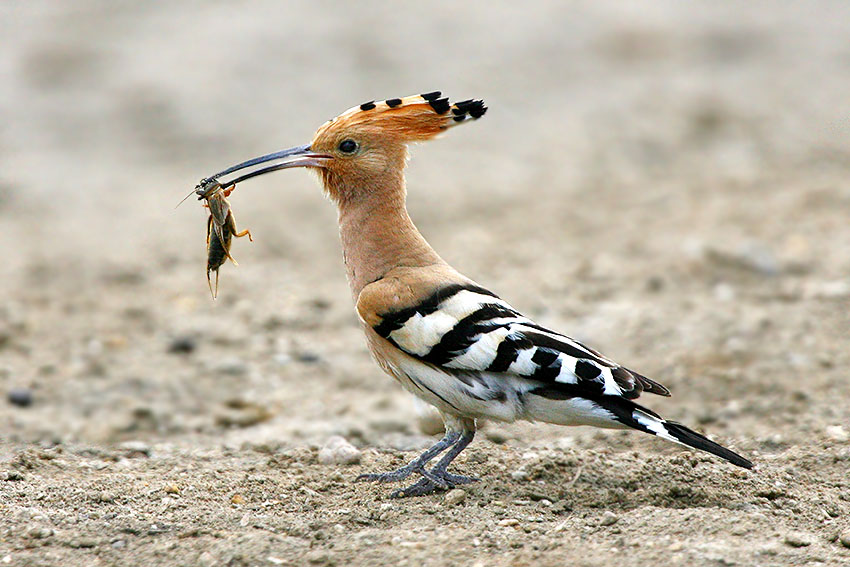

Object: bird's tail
[598,398,754,469]
[658,419,754,469]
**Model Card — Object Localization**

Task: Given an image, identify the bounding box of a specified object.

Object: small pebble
[7,388,32,407]
[305,550,331,565]
[272,353,292,367]
[484,430,510,444]
[2,471,24,481]
[296,352,321,364]
[231,494,245,505]
[444,489,467,506]
[804,280,850,299]
[216,401,271,428]
[118,441,151,456]
[28,527,53,539]
[111,539,126,549]
[164,484,180,494]
[839,531,850,549]
[704,244,780,276]
[199,551,216,567]
[498,518,520,527]
[215,357,248,376]
[167,336,196,354]
[511,469,530,482]
[784,531,814,547]
[318,436,361,465]
[825,425,849,443]
[600,511,619,526]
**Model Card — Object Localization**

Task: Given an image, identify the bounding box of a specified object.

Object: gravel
[317,436,361,465]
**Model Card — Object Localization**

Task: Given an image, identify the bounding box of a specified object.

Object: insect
[195,178,252,298]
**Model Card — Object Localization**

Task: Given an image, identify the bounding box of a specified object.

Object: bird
[200,92,753,497]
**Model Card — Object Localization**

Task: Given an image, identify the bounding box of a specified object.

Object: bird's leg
[355,430,462,485]
[427,429,478,486]
[388,430,478,498]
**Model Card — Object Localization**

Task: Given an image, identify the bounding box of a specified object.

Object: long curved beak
[199,144,332,191]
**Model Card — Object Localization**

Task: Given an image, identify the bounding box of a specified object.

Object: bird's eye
[338,139,358,154]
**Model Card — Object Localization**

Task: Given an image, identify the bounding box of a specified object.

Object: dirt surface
[2,2,850,566]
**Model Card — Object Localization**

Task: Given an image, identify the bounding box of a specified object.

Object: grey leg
[355,431,462,484]
[428,430,478,486]
[388,430,478,498]
[389,415,478,498]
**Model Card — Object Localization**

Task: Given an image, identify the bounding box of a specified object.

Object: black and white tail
[599,398,753,469]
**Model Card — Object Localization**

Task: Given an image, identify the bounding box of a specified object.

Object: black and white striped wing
[372,283,670,400]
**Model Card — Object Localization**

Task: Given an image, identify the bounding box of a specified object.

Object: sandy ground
[2,2,850,566]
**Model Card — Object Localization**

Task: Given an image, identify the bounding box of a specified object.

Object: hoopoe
[201,92,753,497]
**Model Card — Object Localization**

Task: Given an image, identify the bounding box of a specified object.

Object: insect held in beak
[189,144,331,298]
[195,178,252,299]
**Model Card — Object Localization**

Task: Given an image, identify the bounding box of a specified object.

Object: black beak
[199,144,332,191]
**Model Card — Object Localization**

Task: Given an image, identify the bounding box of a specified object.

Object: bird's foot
[389,477,442,498]
[356,426,477,497]
[435,471,479,486]
[388,469,479,498]
[355,461,429,484]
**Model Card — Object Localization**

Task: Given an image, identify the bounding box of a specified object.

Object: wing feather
[369,282,670,400]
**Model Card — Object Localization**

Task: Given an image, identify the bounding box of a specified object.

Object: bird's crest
[313,91,486,144]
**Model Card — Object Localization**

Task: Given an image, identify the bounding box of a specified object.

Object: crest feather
[313,92,487,143]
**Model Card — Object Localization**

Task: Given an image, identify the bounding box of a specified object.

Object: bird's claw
[435,471,479,486]
[355,466,419,484]
[359,467,479,498]
[355,466,448,487]
[356,472,408,484]
[389,477,442,498]
[387,471,479,498]
[356,429,478,497]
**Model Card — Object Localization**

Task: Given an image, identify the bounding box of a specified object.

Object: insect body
[195,179,252,298]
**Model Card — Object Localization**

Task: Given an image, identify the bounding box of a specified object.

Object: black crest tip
[421,91,442,101]
[428,97,451,114]
[467,100,486,119]
[359,101,376,111]
[385,98,402,108]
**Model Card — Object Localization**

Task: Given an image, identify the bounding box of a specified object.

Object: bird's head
[201,92,486,203]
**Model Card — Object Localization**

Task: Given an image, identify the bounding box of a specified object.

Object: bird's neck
[333,176,445,298]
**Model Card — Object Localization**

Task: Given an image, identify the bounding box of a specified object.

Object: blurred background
[1,2,849,565]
